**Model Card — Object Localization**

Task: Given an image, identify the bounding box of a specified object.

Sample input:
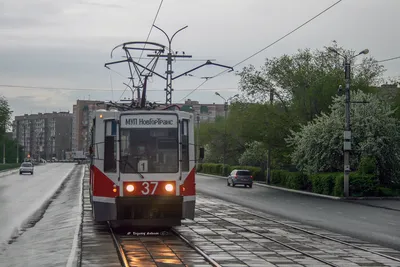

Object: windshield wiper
[119,156,144,179]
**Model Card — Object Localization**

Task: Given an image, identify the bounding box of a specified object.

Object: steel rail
[226,204,400,263]
[197,207,340,267]
[171,228,222,267]
[108,222,130,267]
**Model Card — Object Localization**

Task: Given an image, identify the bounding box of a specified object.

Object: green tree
[239,141,267,166]
[0,96,11,137]
[237,41,385,123]
[0,95,19,164]
[286,90,400,185]
[0,137,24,163]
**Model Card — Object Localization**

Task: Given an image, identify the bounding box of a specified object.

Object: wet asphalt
[0,164,83,267]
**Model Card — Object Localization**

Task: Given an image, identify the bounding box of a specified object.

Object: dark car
[227,169,253,188]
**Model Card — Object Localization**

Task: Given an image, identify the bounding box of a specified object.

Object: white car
[19,162,34,175]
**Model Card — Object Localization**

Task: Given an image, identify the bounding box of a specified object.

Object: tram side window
[90,118,96,164]
[104,120,117,173]
[181,119,189,171]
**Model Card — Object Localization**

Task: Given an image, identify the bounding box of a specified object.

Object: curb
[0,168,19,177]
[197,173,341,200]
[197,172,400,202]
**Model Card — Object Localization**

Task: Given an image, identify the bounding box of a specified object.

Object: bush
[334,173,379,197]
[310,173,338,195]
[0,163,20,171]
[358,156,377,175]
[349,173,379,197]
[197,163,264,180]
[271,170,309,191]
[200,163,225,176]
[197,163,396,197]
[376,186,400,197]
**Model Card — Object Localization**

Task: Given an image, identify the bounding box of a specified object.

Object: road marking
[337,211,343,214]
[316,207,323,210]
[388,222,397,226]
[360,216,367,219]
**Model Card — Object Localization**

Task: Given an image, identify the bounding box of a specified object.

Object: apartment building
[176,99,226,123]
[72,100,106,153]
[12,112,73,160]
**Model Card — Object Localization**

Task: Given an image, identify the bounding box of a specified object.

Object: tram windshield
[120,127,179,173]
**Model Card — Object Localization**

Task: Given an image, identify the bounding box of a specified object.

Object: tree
[0,96,11,137]
[238,141,267,166]
[0,137,24,164]
[286,90,400,185]
[237,41,385,123]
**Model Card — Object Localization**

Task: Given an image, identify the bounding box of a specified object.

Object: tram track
[225,204,400,263]
[193,195,400,267]
[109,223,220,267]
[196,207,340,267]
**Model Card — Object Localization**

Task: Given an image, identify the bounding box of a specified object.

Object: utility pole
[328,47,369,197]
[3,140,5,164]
[16,140,19,163]
[23,123,26,159]
[2,124,5,164]
[266,88,274,184]
[223,101,228,172]
[152,25,192,104]
[196,113,200,165]
[215,93,239,174]
[343,58,351,197]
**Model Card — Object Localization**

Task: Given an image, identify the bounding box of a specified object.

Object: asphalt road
[196,174,400,250]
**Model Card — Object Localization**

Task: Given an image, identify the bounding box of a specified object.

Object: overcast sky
[1,0,399,118]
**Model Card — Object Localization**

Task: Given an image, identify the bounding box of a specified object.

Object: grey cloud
[0,0,74,29]
[79,1,124,9]
[1,0,400,118]
[0,16,46,29]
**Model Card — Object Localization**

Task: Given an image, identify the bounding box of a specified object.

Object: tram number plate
[140,181,158,195]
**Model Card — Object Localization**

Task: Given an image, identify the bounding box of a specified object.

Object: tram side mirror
[199,147,205,160]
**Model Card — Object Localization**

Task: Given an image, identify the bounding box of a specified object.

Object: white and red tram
[89,108,199,227]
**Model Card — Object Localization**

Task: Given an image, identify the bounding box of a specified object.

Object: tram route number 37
[141,181,158,195]
[126,181,176,196]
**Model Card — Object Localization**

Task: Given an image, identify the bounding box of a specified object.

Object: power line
[0,84,238,92]
[138,0,164,63]
[179,0,343,101]
[118,0,164,100]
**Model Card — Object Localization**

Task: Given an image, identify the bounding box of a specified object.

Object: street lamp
[215,92,239,174]
[328,47,369,197]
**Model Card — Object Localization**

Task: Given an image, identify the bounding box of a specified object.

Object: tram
[89,107,201,227]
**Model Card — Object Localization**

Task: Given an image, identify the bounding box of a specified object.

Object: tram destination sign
[120,114,178,128]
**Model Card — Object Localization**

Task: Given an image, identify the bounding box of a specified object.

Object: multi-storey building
[12,112,73,160]
[72,100,106,154]
[176,99,226,123]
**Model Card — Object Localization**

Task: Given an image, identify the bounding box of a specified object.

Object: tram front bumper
[115,195,183,226]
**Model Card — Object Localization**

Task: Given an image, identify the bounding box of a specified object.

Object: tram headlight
[126,184,134,192]
[165,184,174,192]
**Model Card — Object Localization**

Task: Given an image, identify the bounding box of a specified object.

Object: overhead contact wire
[179,0,343,101]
